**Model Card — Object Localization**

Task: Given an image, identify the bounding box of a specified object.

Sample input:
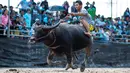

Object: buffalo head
[29,21,61,44]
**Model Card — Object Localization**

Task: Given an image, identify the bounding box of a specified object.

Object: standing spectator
[0,4,3,25]
[92,1,96,9]
[31,18,41,35]
[3,6,7,10]
[84,2,90,10]
[63,1,70,15]
[0,4,3,15]
[17,0,29,12]
[87,4,96,20]
[1,9,12,35]
[71,2,77,13]
[9,6,15,14]
[32,2,38,24]
[19,9,26,27]
[36,2,41,10]
[123,8,130,24]
[40,0,49,11]
[28,0,33,7]
[24,8,31,28]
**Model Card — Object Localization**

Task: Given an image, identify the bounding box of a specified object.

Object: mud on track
[0,68,130,73]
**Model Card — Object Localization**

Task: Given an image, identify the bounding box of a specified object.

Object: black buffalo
[29,21,92,72]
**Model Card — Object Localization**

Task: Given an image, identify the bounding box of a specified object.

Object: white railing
[1,28,130,44]
[0,28,31,38]
[110,34,130,44]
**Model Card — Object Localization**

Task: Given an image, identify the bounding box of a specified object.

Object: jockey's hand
[69,13,75,16]
[65,15,70,19]
[59,19,65,23]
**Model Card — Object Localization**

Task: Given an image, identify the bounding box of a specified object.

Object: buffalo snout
[28,37,36,44]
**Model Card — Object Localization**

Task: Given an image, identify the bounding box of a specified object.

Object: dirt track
[0,68,130,73]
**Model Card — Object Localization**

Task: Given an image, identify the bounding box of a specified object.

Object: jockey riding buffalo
[29,20,93,72]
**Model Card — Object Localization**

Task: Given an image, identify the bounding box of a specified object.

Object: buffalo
[29,20,93,72]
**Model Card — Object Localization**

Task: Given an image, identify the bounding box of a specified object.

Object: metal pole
[31,0,34,25]
[7,0,10,38]
[111,0,112,18]
[116,0,117,17]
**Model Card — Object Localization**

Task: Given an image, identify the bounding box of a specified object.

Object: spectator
[92,1,96,9]
[84,2,90,10]
[123,8,130,24]
[43,10,53,26]
[11,16,21,35]
[40,0,49,11]
[87,4,96,20]
[71,2,77,13]
[32,2,38,24]
[126,22,130,35]
[31,18,41,35]
[24,8,31,28]
[63,1,70,15]
[19,9,26,26]
[17,0,29,12]
[10,10,16,26]
[28,0,33,7]
[3,6,7,10]
[36,2,41,10]
[1,9,12,35]
[0,4,3,15]
[9,6,15,14]
[0,4,2,25]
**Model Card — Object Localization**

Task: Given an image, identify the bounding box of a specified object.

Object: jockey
[68,0,93,37]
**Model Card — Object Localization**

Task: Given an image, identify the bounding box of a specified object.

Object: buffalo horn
[41,21,61,30]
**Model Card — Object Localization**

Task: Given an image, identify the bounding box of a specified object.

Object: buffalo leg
[47,50,54,65]
[65,52,78,70]
[80,47,91,72]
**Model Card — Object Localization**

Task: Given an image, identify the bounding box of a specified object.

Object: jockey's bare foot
[84,31,91,37]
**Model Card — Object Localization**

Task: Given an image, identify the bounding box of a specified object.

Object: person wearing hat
[31,18,41,36]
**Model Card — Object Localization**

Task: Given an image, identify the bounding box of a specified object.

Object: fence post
[7,0,10,38]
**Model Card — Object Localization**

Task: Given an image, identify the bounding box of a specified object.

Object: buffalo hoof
[80,62,85,72]
[72,64,78,69]
[47,59,52,65]
[65,64,78,70]
[65,64,71,70]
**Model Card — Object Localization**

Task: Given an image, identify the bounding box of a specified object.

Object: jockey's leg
[85,47,91,57]
[80,19,91,37]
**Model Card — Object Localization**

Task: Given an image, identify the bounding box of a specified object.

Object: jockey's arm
[70,10,90,18]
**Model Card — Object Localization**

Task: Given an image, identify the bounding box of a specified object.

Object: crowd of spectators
[0,0,129,41]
